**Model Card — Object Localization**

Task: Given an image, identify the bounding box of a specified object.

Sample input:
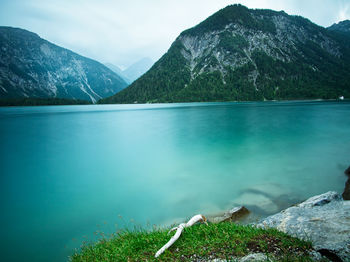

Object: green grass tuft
[70,222,314,261]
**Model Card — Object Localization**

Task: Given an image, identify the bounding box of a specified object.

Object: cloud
[0,0,349,67]
[337,4,350,22]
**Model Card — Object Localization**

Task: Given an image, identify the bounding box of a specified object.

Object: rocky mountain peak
[101,5,350,104]
[328,20,350,34]
[0,26,128,103]
[177,7,341,84]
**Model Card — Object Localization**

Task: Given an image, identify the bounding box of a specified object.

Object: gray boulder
[238,253,270,261]
[203,253,270,262]
[258,191,350,261]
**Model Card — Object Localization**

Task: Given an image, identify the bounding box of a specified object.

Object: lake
[0,101,349,262]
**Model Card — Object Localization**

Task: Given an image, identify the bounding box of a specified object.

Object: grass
[70,222,315,262]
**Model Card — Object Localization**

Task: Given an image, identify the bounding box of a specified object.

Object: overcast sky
[1,0,349,68]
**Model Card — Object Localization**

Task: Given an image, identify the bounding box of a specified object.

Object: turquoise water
[0,101,349,262]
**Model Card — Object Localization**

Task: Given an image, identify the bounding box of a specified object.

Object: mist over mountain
[0,27,128,103]
[105,58,153,84]
[100,5,350,104]
[122,57,154,83]
[104,62,124,77]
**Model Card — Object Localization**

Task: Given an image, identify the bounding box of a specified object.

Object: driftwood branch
[155,214,208,258]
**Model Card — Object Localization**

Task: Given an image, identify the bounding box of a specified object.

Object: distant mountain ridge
[106,58,154,84]
[122,57,154,83]
[0,27,128,103]
[101,5,350,104]
[104,63,125,78]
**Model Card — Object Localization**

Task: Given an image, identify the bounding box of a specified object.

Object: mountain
[0,27,128,103]
[122,57,154,83]
[104,62,130,83]
[328,20,350,34]
[105,59,154,84]
[104,62,124,76]
[100,5,350,104]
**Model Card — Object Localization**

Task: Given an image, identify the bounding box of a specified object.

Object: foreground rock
[258,191,350,261]
[204,251,322,261]
[205,253,269,262]
[342,166,350,200]
[238,253,269,261]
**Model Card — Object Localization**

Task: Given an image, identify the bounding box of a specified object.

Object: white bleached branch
[155,214,208,258]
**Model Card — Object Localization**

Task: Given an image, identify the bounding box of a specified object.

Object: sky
[0,0,349,68]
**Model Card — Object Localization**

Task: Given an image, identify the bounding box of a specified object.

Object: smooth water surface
[1,101,349,262]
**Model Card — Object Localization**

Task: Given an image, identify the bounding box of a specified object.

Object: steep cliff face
[0,27,128,103]
[101,5,350,104]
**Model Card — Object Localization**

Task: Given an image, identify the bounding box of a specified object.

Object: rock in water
[210,206,250,223]
[342,166,350,200]
[258,191,350,261]
[345,167,350,176]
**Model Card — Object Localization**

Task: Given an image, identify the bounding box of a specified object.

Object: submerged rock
[210,206,250,223]
[342,166,350,200]
[258,191,350,261]
[230,183,302,217]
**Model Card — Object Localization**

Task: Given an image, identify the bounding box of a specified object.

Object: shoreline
[1,97,348,107]
[73,166,350,261]
[71,190,350,261]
